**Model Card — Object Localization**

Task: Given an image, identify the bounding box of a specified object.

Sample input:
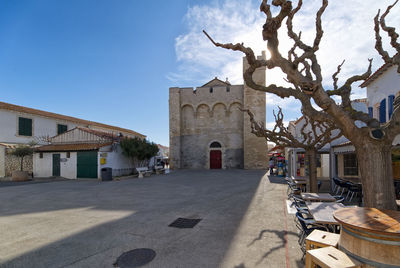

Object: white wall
[60,152,77,179]
[33,152,77,179]
[33,145,135,179]
[0,109,142,146]
[367,65,400,111]
[33,153,53,177]
[0,110,77,144]
[99,144,134,176]
[366,65,400,144]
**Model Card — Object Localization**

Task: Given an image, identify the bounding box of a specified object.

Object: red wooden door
[210,150,222,169]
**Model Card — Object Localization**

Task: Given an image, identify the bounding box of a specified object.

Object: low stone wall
[5,153,33,177]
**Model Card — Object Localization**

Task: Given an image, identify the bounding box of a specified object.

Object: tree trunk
[306,149,318,192]
[20,156,24,171]
[356,142,397,210]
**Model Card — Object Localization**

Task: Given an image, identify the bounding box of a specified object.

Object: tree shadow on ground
[0,170,269,268]
[248,228,299,265]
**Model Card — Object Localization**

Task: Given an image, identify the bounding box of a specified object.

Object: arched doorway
[210,142,222,169]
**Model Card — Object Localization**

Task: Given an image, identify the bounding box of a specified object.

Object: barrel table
[333,207,400,267]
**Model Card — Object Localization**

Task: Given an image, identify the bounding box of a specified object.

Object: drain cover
[114,248,156,268]
[169,218,202,228]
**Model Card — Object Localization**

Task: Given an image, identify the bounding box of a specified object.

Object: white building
[285,59,400,185]
[361,61,400,180]
[34,127,137,179]
[0,101,145,177]
[285,100,367,181]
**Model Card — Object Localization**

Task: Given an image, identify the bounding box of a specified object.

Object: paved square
[0,170,302,267]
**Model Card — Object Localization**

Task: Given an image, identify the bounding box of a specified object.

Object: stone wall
[169,83,245,169]
[169,87,181,170]
[5,151,33,177]
[243,53,268,169]
[169,52,268,170]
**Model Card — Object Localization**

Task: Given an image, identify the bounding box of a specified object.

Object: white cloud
[265,120,291,130]
[170,0,400,120]
[266,94,301,111]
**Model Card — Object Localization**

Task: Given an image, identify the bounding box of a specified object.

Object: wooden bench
[306,246,361,268]
[306,230,340,251]
[154,165,165,174]
[136,167,152,178]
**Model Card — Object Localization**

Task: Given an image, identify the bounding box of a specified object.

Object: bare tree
[204,0,400,209]
[243,107,341,192]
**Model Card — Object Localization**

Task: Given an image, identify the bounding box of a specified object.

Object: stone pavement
[0,170,303,267]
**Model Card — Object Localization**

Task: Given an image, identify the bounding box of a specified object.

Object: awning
[333,144,355,154]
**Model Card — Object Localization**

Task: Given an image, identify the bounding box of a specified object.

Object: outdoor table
[306,202,345,225]
[333,207,400,267]
[301,193,336,202]
[294,179,307,185]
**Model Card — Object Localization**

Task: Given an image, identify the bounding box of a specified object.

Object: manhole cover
[169,218,202,228]
[114,248,156,268]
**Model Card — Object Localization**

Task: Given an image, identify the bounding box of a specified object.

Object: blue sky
[1,0,399,145]
[0,0,202,145]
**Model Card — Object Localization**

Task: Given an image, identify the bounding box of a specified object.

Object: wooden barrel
[334,207,400,267]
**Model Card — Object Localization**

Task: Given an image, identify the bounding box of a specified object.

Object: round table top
[333,207,400,236]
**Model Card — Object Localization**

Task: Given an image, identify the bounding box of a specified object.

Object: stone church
[169,52,268,169]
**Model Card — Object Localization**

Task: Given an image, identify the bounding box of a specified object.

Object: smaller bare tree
[242,107,341,192]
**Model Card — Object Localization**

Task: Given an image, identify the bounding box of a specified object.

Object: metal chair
[346,184,362,202]
[332,177,344,195]
[295,212,329,259]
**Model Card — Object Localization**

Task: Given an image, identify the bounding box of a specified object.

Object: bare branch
[260,0,293,56]
[340,58,373,108]
[241,108,303,147]
[344,58,373,86]
[332,60,345,90]
[374,10,391,63]
[313,0,328,51]
[286,0,310,52]
[242,107,341,153]
[327,59,373,115]
[380,0,400,54]
[259,0,272,19]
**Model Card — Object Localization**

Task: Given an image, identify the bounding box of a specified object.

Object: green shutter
[52,154,61,176]
[57,124,67,135]
[18,117,32,136]
[77,151,98,178]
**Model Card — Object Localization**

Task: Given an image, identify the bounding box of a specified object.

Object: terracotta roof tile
[36,142,112,152]
[360,53,398,88]
[0,101,145,138]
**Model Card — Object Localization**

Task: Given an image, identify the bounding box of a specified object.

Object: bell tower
[243,51,268,169]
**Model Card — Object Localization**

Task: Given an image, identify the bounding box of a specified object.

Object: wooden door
[52,154,60,176]
[210,150,222,169]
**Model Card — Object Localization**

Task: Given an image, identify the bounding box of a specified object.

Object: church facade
[169,53,268,169]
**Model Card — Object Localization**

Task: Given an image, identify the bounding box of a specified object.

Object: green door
[77,151,98,178]
[52,154,60,177]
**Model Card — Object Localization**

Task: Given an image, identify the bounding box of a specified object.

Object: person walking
[269,158,275,175]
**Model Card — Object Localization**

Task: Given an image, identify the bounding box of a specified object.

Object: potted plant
[9,144,34,181]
